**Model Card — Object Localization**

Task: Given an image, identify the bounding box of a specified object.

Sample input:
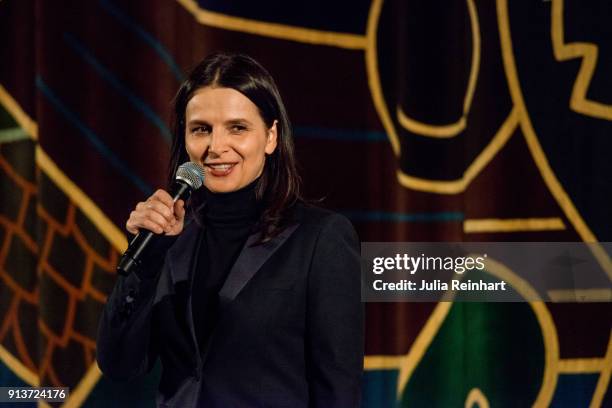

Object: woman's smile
[184,86,277,193]
[205,162,238,177]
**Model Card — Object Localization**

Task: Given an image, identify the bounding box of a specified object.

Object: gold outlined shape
[363,256,567,404]
[35,150,127,252]
[392,301,454,398]
[393,256,560,407]
[551,0,612,121]
[366,0,515,194]
[397,108,466,139]
[0,85,127,253]
[463,217,565,233]
[396,0,481,139]
[0,85,122,408]
[395,108,518,194]
[176,0,367,50]
[365,0,399,154]
[496,0,612,282]
[465,388,490,408]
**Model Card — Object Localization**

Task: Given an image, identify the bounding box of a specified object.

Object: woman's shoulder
[289,202,358,238]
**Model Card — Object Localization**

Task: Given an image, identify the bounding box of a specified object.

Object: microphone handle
[116,180,192,276]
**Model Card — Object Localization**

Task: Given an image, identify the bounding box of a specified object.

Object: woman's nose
[208,129,229,155]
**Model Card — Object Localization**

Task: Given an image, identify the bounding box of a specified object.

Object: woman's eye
[230,125,247,133]
[192,126,210,135]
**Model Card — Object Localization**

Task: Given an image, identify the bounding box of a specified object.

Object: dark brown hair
[168,52,302,241]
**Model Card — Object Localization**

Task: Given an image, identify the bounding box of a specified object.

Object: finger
[126,213,139,235]
[144,198,175,223]
[137,218,165,235]
[174,200,185,222]
[127,211,166,235]
[151,189,174,209]
[141,208,172,231]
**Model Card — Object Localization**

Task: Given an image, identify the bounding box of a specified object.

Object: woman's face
[184,86,277,193]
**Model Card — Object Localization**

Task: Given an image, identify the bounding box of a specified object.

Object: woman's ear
[265,120,278,154]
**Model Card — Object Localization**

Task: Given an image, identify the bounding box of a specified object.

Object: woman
[97,52,363,407]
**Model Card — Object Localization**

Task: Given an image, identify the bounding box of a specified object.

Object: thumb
[174,199,186,222]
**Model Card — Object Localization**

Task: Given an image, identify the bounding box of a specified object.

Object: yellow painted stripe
[496,0,612,283]
[35,148,128,252]
[0,344,39,386]
[557,357,606,373]
[62,363,102,408]
[590,332,612,408]
[395,0,480,139]
[0,85,120,405]
[0,85,38,140]
[395,107,519,194]
[548,289,612,303]
[364,355,403,370]
[396,301,454,397]
[0,83,128,253]
[176,0,366,49]
[464,217,565,233]
[465,388,490,408]
[551,0,612,120]
[397,106,466,138]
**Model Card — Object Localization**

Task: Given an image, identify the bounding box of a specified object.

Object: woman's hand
[126,189,186,236]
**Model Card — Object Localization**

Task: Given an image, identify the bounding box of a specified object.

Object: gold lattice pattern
[0,139,119,387]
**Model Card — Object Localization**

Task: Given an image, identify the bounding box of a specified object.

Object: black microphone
[117,162,205,276]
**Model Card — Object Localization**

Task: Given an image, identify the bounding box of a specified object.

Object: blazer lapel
[154,221,203,304]
[218,223,300,308]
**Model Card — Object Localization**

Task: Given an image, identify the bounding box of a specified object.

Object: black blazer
[96,204,364,407]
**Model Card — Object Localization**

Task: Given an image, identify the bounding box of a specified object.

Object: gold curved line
[0,85,128,253]
[0,85,38,140]
[463,217,566,233]
[551,0,612,121]
[396,107,519,194]
[0,85,120,403]
[589,331,612,408]
[0,344,39,386]
[396,106,466,138]
[463,0,481,116]
[365,0,400,155]
[496,0,612,282]
[395,0,481,139]
[0,90,48,389]
[478,257,559,408]
[464,387,490,408]
[395,301,454,397]
[176,0,366,50]
[35,149,128,252]
[394,255,560,407]
[396,170,466,194]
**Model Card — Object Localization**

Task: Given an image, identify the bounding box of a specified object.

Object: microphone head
[175,162,205,190]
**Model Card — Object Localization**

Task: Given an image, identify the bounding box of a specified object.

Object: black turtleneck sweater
[191,179,261,355]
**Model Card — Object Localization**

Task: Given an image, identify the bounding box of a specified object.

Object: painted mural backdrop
[0,0,610,406]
